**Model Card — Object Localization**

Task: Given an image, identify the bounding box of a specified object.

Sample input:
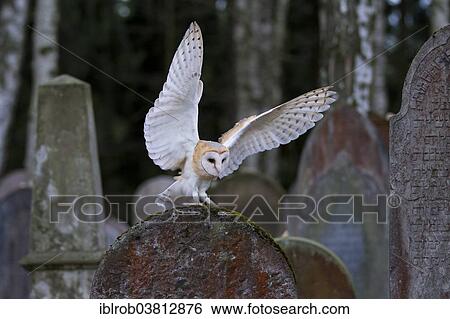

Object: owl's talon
[199,192,210,203]
[202,196,217,209]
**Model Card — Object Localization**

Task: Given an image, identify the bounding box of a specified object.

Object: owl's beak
[214,162,222,174]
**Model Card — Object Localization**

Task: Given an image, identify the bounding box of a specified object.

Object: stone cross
[390,26,450,298]
[21,75,106,298]
[91,206,297,298]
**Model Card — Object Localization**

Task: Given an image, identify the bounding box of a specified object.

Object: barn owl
[144,22,337,207]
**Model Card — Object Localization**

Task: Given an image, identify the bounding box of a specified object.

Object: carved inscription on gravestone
[390,26,450,298]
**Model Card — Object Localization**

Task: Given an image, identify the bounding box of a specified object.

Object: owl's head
[194,141,229,178]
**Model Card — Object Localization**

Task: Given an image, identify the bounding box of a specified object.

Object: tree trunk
[431,0,449,33]
[232,0,289,177]
[25,0,59,170]
[319,0,384,115]
[0,0,30,175]
[372,0,388,116]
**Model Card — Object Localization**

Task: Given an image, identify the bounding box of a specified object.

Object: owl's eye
[222,158,227,163]
[207,158,215,164]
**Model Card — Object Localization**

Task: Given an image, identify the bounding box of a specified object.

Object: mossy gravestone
[21,75,106,298]
[290,106,389,298]
[210,171,286,237]
[390,26,450,298]
[276,237,355,298]
[90,206,297,298]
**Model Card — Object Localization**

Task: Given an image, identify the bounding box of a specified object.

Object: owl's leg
[199,191,217,207]
[178,189,202,207]
[199,191,208,203]
[192,190,200,203]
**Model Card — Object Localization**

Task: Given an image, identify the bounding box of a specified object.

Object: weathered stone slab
[369,112,389,151]
[22,75,106,298]
[131,175,174,224]
[0,169,30,198]
[0,170,31,298]
[276,236,355,298]
[290,106,389,298]
[90,206,297,298]
[390,26,450,298]
[105,219,128,246]
[0,170,122,297]
[210,171,286,237]
[291,106,388,194]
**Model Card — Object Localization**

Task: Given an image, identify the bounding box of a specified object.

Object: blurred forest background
[0,0,447,198]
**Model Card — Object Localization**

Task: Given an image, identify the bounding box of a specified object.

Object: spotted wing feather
[219,86,337,177]
[144,22,203,171]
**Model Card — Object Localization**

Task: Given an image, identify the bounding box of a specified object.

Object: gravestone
[369,112,389,151]
[210,171,286,237]
[0,169,30,198]
[131,175,174,224]
[276,236,355,298]
[0,170,121,296]
[290,106,389,298]
[0,170,31,298]
[91,206,297,298]
[390,26,450,298]
[105,219,128,246]
[21,75,106,298]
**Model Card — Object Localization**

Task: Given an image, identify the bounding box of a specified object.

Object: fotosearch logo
[49,193,399,225]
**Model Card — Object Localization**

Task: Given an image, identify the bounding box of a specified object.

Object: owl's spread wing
[144,22,203,171]
[219,86,337,178]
